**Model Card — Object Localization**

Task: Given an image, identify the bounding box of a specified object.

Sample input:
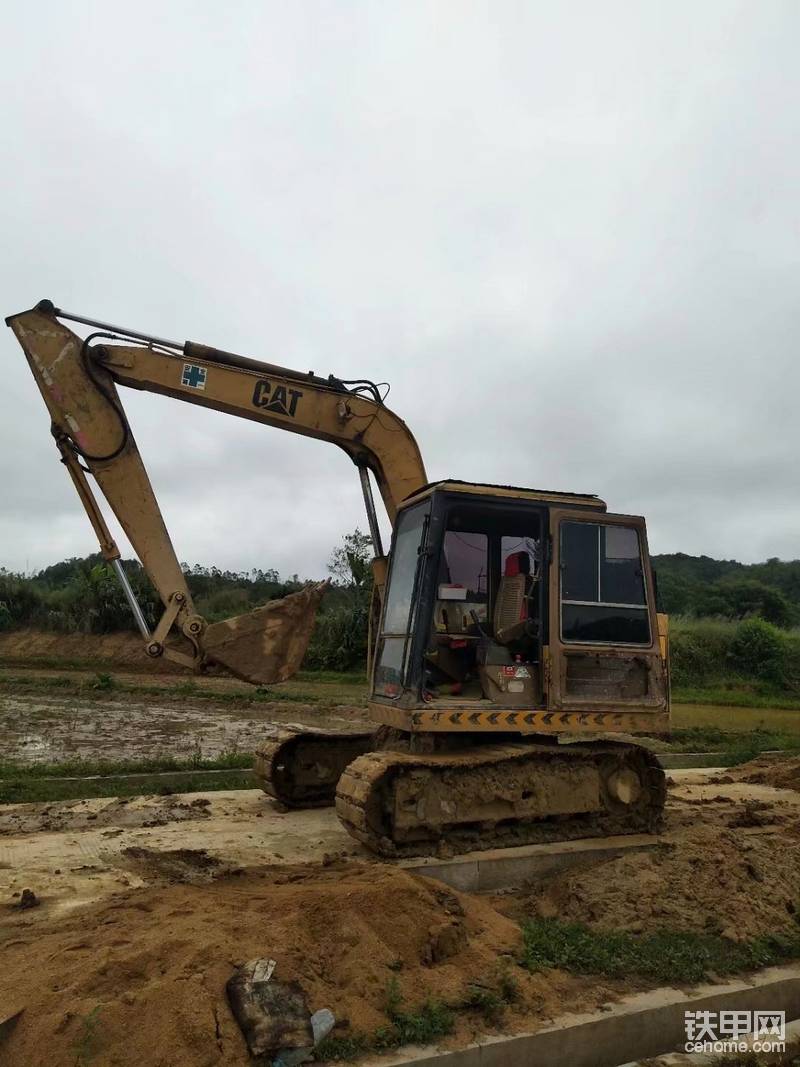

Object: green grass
[0,751,253,778]
[521,919,800,985]
[72,1004,103,1067]
[374,999,454,1050]
[461,984,506,1025]
[313,969,530,1061]
[0,752,257,803]
[674,685,800,710]
[314,979,455,1061]
[0,769,256,804]
[672,701,800,738]
[0,670,367,708]
[314,1033,371,1061]
[658,726,800,764]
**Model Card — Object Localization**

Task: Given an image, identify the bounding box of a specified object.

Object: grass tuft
[72,1004,102,1067]
[313,1033,370,1061]
[521,919,800,984]
[462,984,506,1025]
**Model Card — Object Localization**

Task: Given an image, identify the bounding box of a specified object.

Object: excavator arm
[6,300,427,683]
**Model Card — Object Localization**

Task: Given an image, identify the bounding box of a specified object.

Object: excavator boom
[7,300,426,682]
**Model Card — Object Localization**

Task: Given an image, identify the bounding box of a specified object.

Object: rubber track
[336,741,666,858]
[255,727,373,808]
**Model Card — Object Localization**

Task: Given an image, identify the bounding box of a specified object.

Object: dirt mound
[0,862,589,1067]
[120,846,230,885]
[0,629,185,673]
[510,823,800,942]
[0,794,213,836]
[721,754,800,792]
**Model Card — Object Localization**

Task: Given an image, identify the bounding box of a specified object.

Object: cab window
[374,502,430,696]
[560,521,650,644]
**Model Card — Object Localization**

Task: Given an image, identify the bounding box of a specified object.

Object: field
[2,647,800,803]
[2,640,800,1066]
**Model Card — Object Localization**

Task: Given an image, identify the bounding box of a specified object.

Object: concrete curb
[659,748,793,769]
[618,1017,800,1065]
[657,752,728,769]
[401,834,660,892]
[358,965,800,1067]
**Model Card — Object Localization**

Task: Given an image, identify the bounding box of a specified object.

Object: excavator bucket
[201,581,329,685]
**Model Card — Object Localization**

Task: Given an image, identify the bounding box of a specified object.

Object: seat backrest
[494,552,533,644]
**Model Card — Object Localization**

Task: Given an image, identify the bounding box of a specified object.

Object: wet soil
[0,689,369,764]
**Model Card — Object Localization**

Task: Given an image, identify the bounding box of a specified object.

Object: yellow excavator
[7,300,669,857]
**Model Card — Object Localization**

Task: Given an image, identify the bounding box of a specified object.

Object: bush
[303,527,374,672]
[49,563,161,634]
[730,617,787,685]
[669,616,800,692]
[0,570,45,628]
[304,600,369,672]
[669,619,737,687]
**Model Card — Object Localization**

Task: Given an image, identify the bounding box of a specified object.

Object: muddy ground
[1,769,799,1066]
[2,648,800,1066]
[1,687,369,764]
[0,658,369,764]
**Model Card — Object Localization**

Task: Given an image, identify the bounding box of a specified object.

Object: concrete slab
[657,753,728,769]
[401,834,660,892]
[359,965,800,1067]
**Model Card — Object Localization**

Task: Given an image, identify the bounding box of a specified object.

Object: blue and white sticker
[181,363,207,390]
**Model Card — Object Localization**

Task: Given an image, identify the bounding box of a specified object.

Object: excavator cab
[370,481,669,737]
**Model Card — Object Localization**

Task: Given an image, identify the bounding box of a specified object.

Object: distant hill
[652,553,800,627]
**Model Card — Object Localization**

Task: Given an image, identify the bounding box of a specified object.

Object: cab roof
[400,479,607,511]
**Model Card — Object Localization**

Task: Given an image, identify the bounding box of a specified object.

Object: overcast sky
[2,1,799,579]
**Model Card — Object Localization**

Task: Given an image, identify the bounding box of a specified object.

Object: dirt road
[1,768,799,1066]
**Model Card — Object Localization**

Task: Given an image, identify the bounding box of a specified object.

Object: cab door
[546,509,668,720]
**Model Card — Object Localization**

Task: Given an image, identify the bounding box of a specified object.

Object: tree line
[0,530,374,671]
[2,539,800,673]
[652,553,800,628]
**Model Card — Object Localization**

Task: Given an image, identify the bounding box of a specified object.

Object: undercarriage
[254,728,666,858]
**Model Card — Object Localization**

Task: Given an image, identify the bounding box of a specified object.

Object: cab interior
[423,501,545,705]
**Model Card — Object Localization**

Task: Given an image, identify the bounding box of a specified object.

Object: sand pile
[512,823,800,942]
[722,754,800,793]
[0,860,587,1067]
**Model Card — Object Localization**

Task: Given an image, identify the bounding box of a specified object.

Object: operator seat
[494,551,537,644]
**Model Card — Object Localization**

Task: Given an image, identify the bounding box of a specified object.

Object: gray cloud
[2,1,799,576]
